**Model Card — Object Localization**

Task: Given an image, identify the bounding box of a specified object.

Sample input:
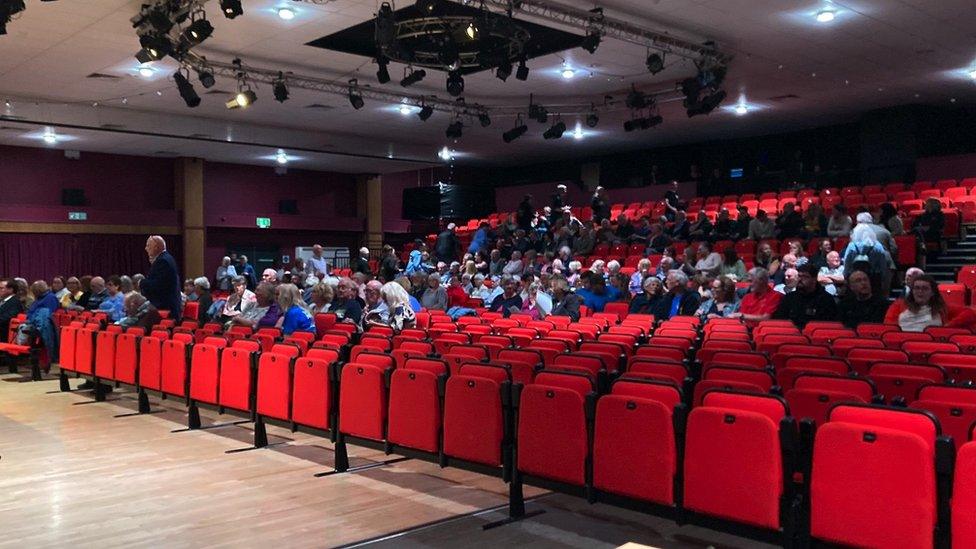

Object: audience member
[216,256,236,291]
[696,276,739,319]
[838,270,887,328]
[228,283,280,329]
[808,239,832,271]
[59,277,83,309]
[663,181,681,221]
[220,276,256,323]
[332,278,364,326]
[843,223,892,295]
[669,210,690,241]
[309,283,334,314]
[731,205,752,240]
[730,268,782,324]
[86,276,109,311]
[904,267,924,295]
[748,209,775,240]
[915,198,946,250]
[352,247,371,275]
[0,278,24,343]
[51,277,67,302]
[237,255,257,290]
[774,268,799,294]
[276,284,314,336]
[629,277,663,314]
[775,202,804,239]
[720,248,747,280]
[817,252,845,296]
[99,275,126,322]
[373,282,416,332]
[884,275,976,332]
[142,236,182,321]
[420,274,448,311]
[262,269,279,285]
[694,242,723,277]
[434,223,460,263]
[878,203,904,236]
[193,277,213,324]
[687,211,713,240]
[654,270,700,320]
[772,263,838,327]
[117,293,161,332]
[549,277,582,321]
[827,204,853,237]
[802,204,826,238]
[306,245,330,279]
[488,276,522,318]
[591,186,610,224]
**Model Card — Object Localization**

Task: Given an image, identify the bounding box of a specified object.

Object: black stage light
[478,113,491,127]
[136,33,171,62]
[623,119,637,132]
[400,68,426,87]
[646,52,664,74]
[495,59,512,82]
[626,88,648,110]
[446,71,464,97]
[219,0,243,19]
[348,80,364,109]
[586,112,599,128]
[687,89,726,117]
[543,120,566,140]
[439,41,460,71]
[227,88,256,109]
[196,67,216,88]
[181,18,214,46]
[515,58,529,81]
[417,104,434,121]
[503,122,528,143]
[273,75,289,103]
[680,76,701,100]
[580,32,600,54]
[376,58,391,84]
[375,3,396,47]
[174,70,201,108]
[638,114,663,129]
[446,120,463,140]
[530,105,548,124]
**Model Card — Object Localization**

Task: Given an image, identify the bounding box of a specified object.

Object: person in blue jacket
[141,236,182,322]
[276,284,315,336]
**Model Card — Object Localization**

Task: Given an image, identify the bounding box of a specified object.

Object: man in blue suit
[142,235,182,322]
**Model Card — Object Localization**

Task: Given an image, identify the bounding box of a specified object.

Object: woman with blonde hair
[378,281,416,332]
[275,283,314,336]
[309,282,334,314]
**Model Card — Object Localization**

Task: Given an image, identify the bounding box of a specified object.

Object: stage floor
[0,372,774,549]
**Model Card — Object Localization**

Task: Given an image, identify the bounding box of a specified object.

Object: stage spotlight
[236,88,256,108]
[646,52,664,74]
[196,67,216,88]
[180,17,214,47]
[174,70,201,108]
[348,79,364,109]
[623,119,636,132]
[439,41,461,71]
[515,58,529,81]
[415,0,441,14]
[580,31,600,54]
[686,89,727,117]
[496,59,512,82]
[446,120,463,140]
[638,114,663,129]
[543,120,566,140]
[626,87,648,110]
[417,104,434,121]
[400,68,426,87]
[219,0,243,19]
[466,22,478,40]
[478,112,491,127]
[446,71,464,97]
[273,74,289,103]
[586,112,599,128]
[680,76,701,100]
[376,59,391,84]
[375,2,396,48]
[135,33,171,63]
[503,120,528,143]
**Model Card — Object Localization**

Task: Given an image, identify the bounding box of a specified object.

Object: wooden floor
[0,372,771,549]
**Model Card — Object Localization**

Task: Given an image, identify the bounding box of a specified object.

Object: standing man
[306,244,330,279]
[351,247,372,275]
[663,181,681,221]
[142,235,182,322]
[550,184,568,226]
[238,255,257,290]
[434,223,460,264]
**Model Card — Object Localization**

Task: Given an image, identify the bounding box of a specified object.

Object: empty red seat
[138,336,163,391]
[683,392,793,531]
[777,356,850,390]
[338,362,389,442]
[74,328,96,376]
[218,347,255,413]
[188,342,222,405]
[910,384,976,449]
[113,333,139,385]
[786,374,874,425]
[847,348,909,377]
[442,374,506,468]
[388,368,441,453]
[928,352,976,383]
[810,405,941,549]
[517,383,589,486]
[953,442,976,549]
[94,330,117,381]
[291,354,336,431]
[256,352,294,422]
[160,339,190,397]
[869,362,946,403]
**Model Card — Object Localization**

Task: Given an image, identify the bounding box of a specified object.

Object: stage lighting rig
[347,79,365,109]
[543,120,566,140]
[586,110,599,128]
[446,71,464,97]
[580,30,600,54]
[219,0,243,19]
[478,112,491,127]
[196,66,216,88]
[400,68,426,87]
[376,57,391,84]
[135,33,172,63]
[646,52,664,74]
[417,102,434,121]
[273,73,289,102]
[446,119,463,140]
[503,115,528,143]
[174,69,201,108]
[180,14,214,47]
[515,58,529,81]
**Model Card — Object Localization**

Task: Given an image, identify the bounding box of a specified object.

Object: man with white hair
[306,244,329,279]
[216,256,236,291]
[261,269,279,285]
[434,223,460,263]
[351,247,371,275]
[653,270,700,320]
[817,251,845,296]
[142,235,182,321]
[904,267,924,295]
[856,212,897,255]
[550,184,568,225]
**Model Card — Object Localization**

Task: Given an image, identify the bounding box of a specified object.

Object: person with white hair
[630,258,653,295]
[653,270,701,320]
[856,211,897,255]
[904,267,924,296]
[352,247,372,275]
[377,281,416,332]
[142,235,182,320]
[306,244,330,279]
[843,222,892,295]
[589,259,606,275]
[550,184,568,225]
[193,276,213,325]
[216,256,236,291]
[566,260,583,287]
[468,274,492,303]
[261,268,279,285]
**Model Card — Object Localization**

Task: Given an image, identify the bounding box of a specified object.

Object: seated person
[728,267,782,325]
[838,270,887,328]
[549,277,582,322]
[116,293,161,332]
[629,277,663,314]
[229,283,281,329]
[775,202,804,239]
[575,275,614,313]
[276,284,315,336]
[884,274,976,332]
[772,263,838,328]
[696,276,740,319]
[420,274,448,311]
[653,270,701,320]
[98,275,126,322]
[774,268,799,294]
[817,251,845,296]
[488,277,523,318]
[687,211,713,240]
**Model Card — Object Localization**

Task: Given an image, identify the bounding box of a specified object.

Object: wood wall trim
[0,222,180,235]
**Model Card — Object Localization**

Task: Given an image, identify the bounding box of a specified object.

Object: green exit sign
[68,211,87,221]
[256,217,271,229]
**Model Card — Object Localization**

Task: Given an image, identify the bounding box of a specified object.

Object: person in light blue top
[276,283,315,336]
[98,275,126,322]
[405,240,426,275]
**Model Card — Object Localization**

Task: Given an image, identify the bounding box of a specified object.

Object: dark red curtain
[0,233,183,282]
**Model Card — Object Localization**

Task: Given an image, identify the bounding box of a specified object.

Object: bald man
[141,235,182,321]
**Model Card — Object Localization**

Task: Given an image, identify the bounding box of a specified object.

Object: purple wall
[381,168,443,233]
[916,154,976,182]
[1,144,175,210]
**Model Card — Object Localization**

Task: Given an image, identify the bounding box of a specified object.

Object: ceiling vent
[187,133,213,139]
[304,103,334,110]
[767,94,800,102]
[99,123,126,130]
[204,89,234,95]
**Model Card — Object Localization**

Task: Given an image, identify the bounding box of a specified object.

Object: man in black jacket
[773,263,838,328]
[838,270,887,328]
[351,247,372,275]
[0,278,24,343]
[142,235,182,322]
[434,223,460,264]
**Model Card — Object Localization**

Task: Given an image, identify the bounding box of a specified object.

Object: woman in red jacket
[884,275,976,332]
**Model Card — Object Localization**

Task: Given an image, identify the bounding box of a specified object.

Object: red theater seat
[442,374,506,468]
[953,442,976,549]
[517,383,589,486]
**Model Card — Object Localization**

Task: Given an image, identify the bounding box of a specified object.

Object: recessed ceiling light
[138,65,155,78]
[561,68,575,79]
[969,68,976,80]
[438,146,453,161]
[816,9,836,23]
[398,104,412,115]
[43,129,57,144]
[735,104,748,115]
[573,122,584,140]
[277,7,295,20]
[276,150,289,164]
